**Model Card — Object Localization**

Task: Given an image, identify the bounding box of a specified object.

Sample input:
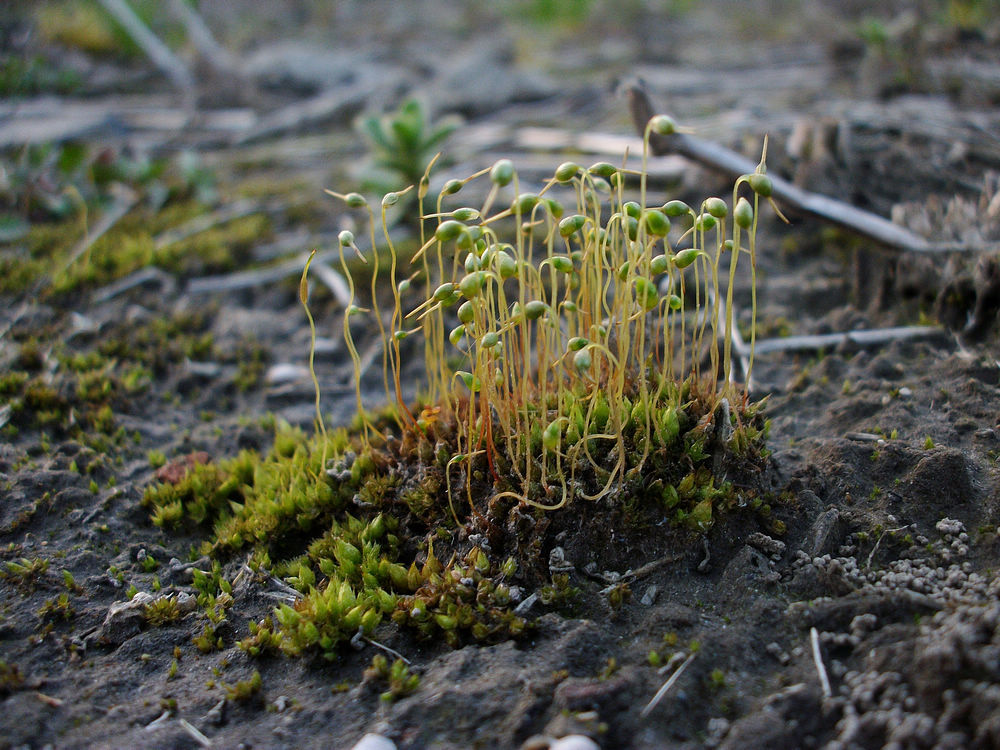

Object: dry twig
[751,325,947,355]
[640,651,697,719]
[625,83,989,254]
[178,718,212,748]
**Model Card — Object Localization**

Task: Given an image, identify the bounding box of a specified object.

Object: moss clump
[143,597,182,626]
[0,661,25,697]
[96,311,216,376]
[364,654,420,703]
[223,670,263,703]
[2,557,50,592]
[143,450,257,530]
[146,118,774,663]
[2,367,123,438]
[391,545,528,647]
[37,593,75,624]
[43,207,270,295]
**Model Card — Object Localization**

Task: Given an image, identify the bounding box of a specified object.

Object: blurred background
[2,0,999,296]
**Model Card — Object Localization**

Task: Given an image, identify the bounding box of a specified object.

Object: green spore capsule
[458,371,481,392]
[542,420,562,451]
[452,207,479,221]
[457,300,476,324]
[625,215,640,241]
[480,332,500,348]
[455,229,473,251]
[634,277,659,311]
[490,159,515,186]
[668,294,683,310]
[559,214,587,237]
[567,336,588,351]
[672,248,701,269]
[587,226,608,247]
[545,198,565,219]
[464,252,480,273]
[344,192,367,208]
[573,348,592,372]
[397,279,411,295]
[441,291,461,308]
[524,300,548,320]
[623,201,642,219]
[495,250,517,279]
[458,272,485,298]
[644,210,671,237]
[555,162,580,182]
[704,197,727,219]
[588,162,618,179]
[442,179,463,195]
[649,114,677,135]
[382,192,402,207]
[734,196,754,229]
[435,220,465,242]
[338,230,354,246]
[549,255,574,274]
[448,326,465,347]
[433,282,456,301]
[617,261,631,281]
[650,254,669,274]
[562,300,578,313]
[513,193,540,213]
[748,173,773,197]
[695,213,717,232]
[662,199,689,217]
[394,330,410,342]
[456,225,483,251]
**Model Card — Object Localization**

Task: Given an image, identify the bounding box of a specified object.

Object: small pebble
[266,362,310,385]
[640,585,658,606]
[350,734,396,750]
[551,735,600,750]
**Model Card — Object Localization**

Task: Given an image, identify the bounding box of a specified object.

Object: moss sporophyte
[144,115,772,660]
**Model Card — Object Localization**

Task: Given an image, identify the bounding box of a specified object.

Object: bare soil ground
[2,2,1000,748]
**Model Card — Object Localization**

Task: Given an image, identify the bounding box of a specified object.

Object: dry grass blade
[97,0,195,96]
[810,626,832,699]
[640,651,697,718]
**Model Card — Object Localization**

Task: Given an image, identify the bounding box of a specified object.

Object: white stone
[550,735,600,750]
[350,733,397,750]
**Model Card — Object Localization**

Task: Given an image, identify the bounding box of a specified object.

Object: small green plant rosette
[357,98,459,196]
